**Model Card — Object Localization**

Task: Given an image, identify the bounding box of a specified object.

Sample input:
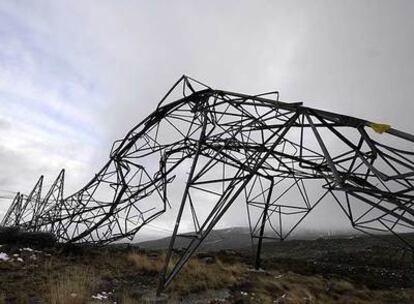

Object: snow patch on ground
[91,291,113,301]
[21,247,39,252]
[0,252,10,261]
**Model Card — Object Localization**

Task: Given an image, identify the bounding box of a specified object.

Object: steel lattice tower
[2,76,413,292]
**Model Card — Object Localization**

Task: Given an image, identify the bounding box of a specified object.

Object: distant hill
[137,226,358,251]
[138,227,252,251]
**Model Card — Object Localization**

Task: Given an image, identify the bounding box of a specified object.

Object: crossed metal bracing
[1,76,414,292]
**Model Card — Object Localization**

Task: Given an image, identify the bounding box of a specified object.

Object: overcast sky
[0,1,413,239]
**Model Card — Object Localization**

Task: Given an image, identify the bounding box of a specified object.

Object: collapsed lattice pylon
[1,76,414,292]
[1,192,23,227]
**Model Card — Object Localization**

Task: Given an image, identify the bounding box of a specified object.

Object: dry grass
[127,252,164,274]
[47,266,97,304]
[1,244,413,303]
[251,272,353,303]
[127,252,245,295]
[232,270,414,304]
[171,258,244,295]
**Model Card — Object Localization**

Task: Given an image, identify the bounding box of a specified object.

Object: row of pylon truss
[1,170,65,234]
[2,76,414,292]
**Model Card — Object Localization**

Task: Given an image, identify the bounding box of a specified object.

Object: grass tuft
[47,266,96,304]
[127,252,164,275]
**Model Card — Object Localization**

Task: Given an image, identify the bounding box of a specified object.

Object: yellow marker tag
[369,122,391,134]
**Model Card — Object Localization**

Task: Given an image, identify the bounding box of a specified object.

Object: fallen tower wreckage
[1,76,414,292]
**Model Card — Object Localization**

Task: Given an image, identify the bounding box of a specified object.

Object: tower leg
[255,179,274,270]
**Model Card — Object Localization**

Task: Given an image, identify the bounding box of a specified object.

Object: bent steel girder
[1,76,413,291]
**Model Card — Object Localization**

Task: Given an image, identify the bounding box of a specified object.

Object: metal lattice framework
[1,76,414,292]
